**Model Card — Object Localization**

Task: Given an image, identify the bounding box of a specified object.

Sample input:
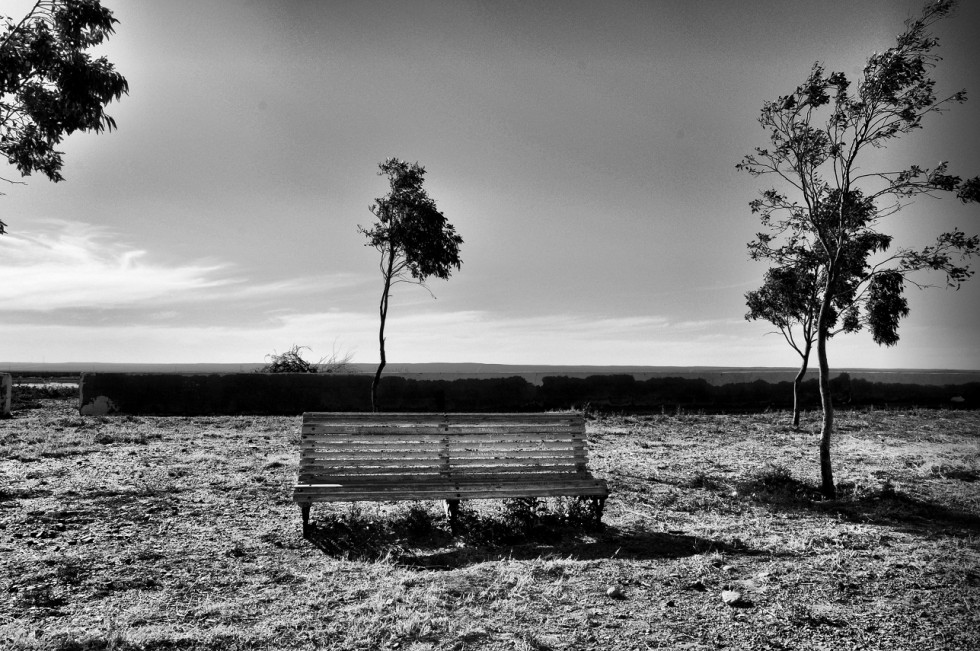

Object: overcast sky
[2,0,979,369]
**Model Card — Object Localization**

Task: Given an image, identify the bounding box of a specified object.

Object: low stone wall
[1,374,11,417]
[78,371,980,416]
[79,373,539,416]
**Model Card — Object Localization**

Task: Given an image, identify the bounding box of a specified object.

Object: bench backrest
[298,412,590,484]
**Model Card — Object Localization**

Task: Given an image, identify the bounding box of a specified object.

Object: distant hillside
[2,362,979,387]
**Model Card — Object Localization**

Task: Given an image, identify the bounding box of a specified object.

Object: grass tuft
[737,462,822,505]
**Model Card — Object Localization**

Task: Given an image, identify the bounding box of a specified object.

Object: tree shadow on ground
[721,467,980,535]
[302,500,752,569]
[818,486,980,534]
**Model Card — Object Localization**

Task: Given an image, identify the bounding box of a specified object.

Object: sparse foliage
[0,0,129,234]
[358,158,463,411]
[737,0,980,497]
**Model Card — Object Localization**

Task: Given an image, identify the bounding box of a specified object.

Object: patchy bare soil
[1,400,978,650]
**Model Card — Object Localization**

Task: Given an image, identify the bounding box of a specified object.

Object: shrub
[257,344,353,374]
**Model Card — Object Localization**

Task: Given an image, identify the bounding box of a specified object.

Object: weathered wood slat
[300,448,447,458]
[300,423,583,437]
[298,458,446,469]
[307,419,581,425]
[301,448,584,461]
[422,457,583,468]
[443,450,586,461]
[296,478,606,490]
[297,471,597,483]
[294,484,608,502]
[300,436,584,446]
[300,429,585,445]
[301,445,585,456]
[303,412,582,421]
[304,413,582,422]
[295,478,608,490]
[301,433,585,444]
[301,454,587,464]
[298,462,583,476]
[299,448,586,460]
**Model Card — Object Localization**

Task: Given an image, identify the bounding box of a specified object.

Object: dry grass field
[1,399,978,650]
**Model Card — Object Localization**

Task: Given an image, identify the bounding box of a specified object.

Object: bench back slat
[303,412,584,422]
[297,460,587,478]
[303,440,584,454]
[298,467,587,482]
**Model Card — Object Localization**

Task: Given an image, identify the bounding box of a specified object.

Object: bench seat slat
[300,424,584,440]
[296,478,606,488]
[296,477,607,493]
[298,473,591,483]
[298,484,595,495]
[299,456,585,466]
[298,467,591,478]
[299,450,586,462]
[300,431,585,446]
[301,449,586,462]
[303,412,583,422]
[301,444,586,455]
[299,439,585,451]
[294,486,608,502]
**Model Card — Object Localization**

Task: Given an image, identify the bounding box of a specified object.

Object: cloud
[0,220,230,310]
[0,220,359,312]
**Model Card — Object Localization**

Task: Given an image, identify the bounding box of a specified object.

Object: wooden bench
[293,412,609,532]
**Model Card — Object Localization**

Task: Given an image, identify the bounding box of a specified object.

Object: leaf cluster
[358,158,463,287]
[1,0,128,216]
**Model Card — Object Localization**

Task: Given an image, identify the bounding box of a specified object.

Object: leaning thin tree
[0,0,129,234]
[745,261,852,428]
[745,230,879,427]
[737,0,980,498]
[358,158,463,412]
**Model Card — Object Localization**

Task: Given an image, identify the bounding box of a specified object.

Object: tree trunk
[370,328,386,413]
[371,251,395,412]
[816,306,836,499]
[792,346,810,428]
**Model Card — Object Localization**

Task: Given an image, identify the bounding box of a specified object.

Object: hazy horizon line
[3,361,979,374]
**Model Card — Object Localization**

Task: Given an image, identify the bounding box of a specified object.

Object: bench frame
[292,412,609,532]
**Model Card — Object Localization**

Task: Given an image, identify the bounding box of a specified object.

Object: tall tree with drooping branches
[358,158,463,412]
[737,0,980,498]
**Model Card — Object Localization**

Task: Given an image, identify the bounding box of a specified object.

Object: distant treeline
[74,372,978,416]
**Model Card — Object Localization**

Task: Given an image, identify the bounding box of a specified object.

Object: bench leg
[590,497,606,523]
[444,499,460,533]
[300,504,310,534]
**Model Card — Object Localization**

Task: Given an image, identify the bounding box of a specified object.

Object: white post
[1,374,11,417]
